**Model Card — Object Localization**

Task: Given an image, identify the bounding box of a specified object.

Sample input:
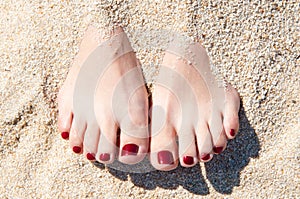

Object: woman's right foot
[57,26,149,165]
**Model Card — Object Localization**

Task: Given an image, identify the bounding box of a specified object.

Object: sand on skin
[0,0,299,198]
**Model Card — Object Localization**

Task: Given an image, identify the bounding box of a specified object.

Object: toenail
[213,146,224,154]
[200,153,211,161]
[158,150,174,165]
[86,153,95,161]
[230,129,235,137]
[183,156,194,165]
[99,153,110,161]
[61,132,69,139]
[72,146,81,154]
[121,144,139,156]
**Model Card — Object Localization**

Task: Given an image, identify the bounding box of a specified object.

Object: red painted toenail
[86,153,95,161]
[183,156,194,165]
[100,153,110,161]
[158,151,174,165]
[230,129,235,137]
[213,146,224,154]
[200,153,211,161]
[61,132,69,139]
[121,144,139,156]
[72,146,81,154]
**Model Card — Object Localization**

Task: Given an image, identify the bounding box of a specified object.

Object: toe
[57,84,74,140]
[69,116,86,154]
[195,123,214,162]
[178,128,198,167]
[223,107,239,139]
[209,114,227,154]
[223,110,239,139]
[224,85,240,139]
[58,107,73,140]
[96,120,118,164]
[212,133,227,154]
[83,122,100,161]
[118,123,149,164]
[150,124,178,171]
[118,93,149,165]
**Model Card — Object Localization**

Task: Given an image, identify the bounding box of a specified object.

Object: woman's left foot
[150,39,240,171]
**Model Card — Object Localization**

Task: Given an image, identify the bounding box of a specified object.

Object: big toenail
[86,153,95,161]
[183,156,194,165]
[230,129,235,137]
[73,146,81,154]
[213,146,223,154]
[61,132,69,139]
[121,144,139,156]
[100,153,110,161]
[200,153,211,161]
[158,151,174,165]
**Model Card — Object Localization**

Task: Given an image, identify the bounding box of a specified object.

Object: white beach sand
[0,0,299,198]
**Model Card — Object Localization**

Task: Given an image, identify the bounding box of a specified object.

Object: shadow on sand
[93,102,260,195]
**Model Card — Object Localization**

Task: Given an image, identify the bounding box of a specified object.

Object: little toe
[69,117,86,154]
[223,111,239,139]
[223,98,240,139]
[150,125,178,171]
[58,108,73,140]
[178,129,198,167]
[224,85,240,139]
[83,123,100,161]
[96,121,118,164]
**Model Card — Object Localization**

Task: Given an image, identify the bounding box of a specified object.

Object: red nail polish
[100,153,110,161]
[158,150,174,165]
[72,146,81,154]
[61,132,69,139]
[200,153,211,161]
[230,129,235,137]
[213,146,224,154]
[121,144,139,156]
[86,153,95,161]
[183,156,194,165]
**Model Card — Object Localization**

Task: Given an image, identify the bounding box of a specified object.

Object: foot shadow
[93,102,260,195]
[204,101,260,194]
[94,157,210,195]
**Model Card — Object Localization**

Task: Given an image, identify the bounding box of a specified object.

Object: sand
[0,0,299,198]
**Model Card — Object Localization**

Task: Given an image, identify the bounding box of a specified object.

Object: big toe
[118,134,149,165]
[150,125,178,171]
[117,85,149,164]
[118,117,149,165]
[150,105,178,171]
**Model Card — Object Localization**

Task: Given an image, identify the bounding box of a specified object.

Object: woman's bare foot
[57,26,149,165]
[150,38,240,171]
